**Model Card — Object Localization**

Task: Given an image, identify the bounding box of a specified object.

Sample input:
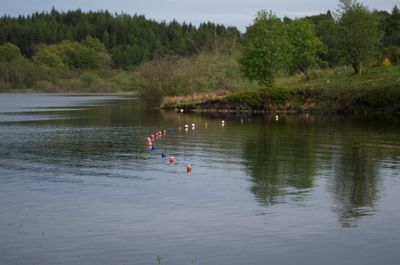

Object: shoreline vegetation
[1,1,400,114]
[162,66,400,115]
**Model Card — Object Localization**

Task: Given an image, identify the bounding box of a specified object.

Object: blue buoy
[168,128,173,133]
[151,145,156,151]
[161,151,166,158]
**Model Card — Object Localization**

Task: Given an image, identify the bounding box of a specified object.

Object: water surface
[0,94,399,265]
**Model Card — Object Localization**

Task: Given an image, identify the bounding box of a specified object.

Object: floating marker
[180,109,184,113]
[168,128,173,133]
[151,145,156,150]
[240,119,244,124]
[163,130,167,135]
[161,151,167,158]
[185,124,189,129]
[221,120,225,127]
[205,122,208,128]
[186,165,193,174]
[275,115,279,121]
[169,156,176,165]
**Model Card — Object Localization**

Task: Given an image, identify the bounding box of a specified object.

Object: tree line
[240,0,400,85]
[0,8,239,68]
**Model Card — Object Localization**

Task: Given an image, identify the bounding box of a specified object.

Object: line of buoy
[146,127,193,173]
[147,116,281,173]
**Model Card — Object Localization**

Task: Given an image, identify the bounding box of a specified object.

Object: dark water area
[0,94,399,265]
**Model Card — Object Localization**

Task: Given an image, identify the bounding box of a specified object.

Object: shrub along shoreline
[162,66,400,115]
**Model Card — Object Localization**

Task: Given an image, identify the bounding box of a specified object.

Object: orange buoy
[186,165,192,173]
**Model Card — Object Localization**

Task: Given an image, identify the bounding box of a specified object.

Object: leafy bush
[136,53,258,107]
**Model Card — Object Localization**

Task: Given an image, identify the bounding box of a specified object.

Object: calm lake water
[0,94,400,265]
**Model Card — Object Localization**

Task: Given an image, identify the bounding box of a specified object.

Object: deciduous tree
[287,19,324,79]
[336,0,381,74]
[239,11,289,86]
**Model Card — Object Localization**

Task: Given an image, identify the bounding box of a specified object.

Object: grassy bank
[163,66,400,114]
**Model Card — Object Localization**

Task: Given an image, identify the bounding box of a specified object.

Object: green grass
[177,66,400,114]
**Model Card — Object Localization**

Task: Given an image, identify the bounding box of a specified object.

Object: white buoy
[185,124,189,129]
[180,109,184,113]
[275,115,279,121]
[191,123,195,127]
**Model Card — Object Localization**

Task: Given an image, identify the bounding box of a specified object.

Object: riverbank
[162,66,400,115]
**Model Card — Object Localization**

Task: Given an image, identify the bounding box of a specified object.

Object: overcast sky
[0,0,397,31]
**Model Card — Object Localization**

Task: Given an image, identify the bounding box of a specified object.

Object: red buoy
[169,156,176,165]
[187,165,192,173]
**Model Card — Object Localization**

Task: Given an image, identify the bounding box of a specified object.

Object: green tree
[383,5,400,46]
[287,19,324,79]
[81,35,107,53]
[306,11,340,66]
[0,44,36,89]
[33,44,65,68]
[239,11,289,86]
[102,30,110,50]
[59,40,100,69]
[0,43,23,62]
[336,0,381,74]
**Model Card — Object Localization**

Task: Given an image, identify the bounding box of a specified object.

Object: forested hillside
[0,8,240,68]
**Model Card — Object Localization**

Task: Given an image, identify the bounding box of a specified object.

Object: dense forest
[0,1,399,107]
[0,8,240,67]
